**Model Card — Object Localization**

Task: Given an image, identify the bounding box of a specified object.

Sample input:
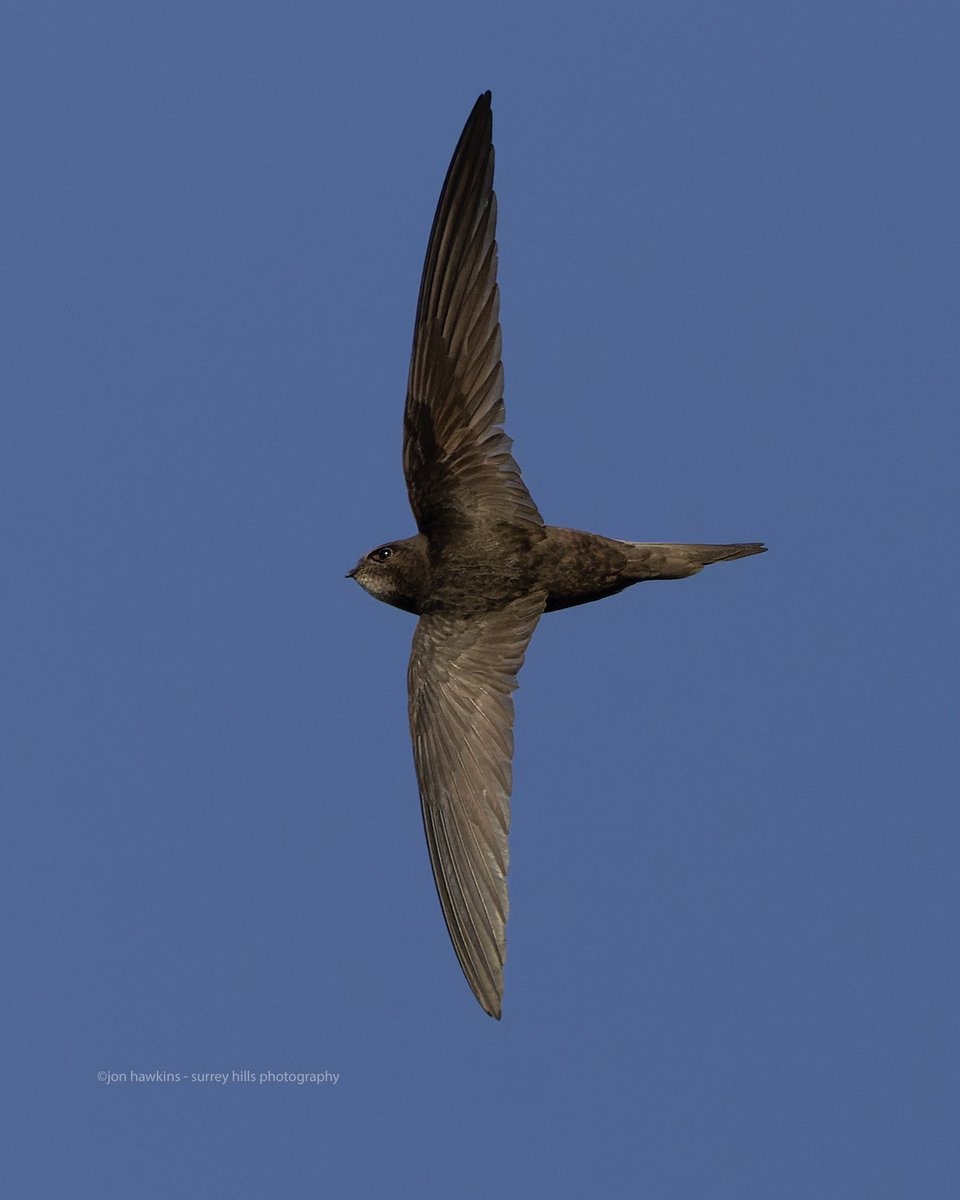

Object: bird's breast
[424,524,546,613]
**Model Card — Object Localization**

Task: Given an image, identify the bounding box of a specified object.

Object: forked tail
[622,541,767,581]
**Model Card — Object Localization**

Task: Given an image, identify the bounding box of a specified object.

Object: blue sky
[4,2,958,1196]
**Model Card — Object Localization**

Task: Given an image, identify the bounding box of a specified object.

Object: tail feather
[622,541,767,581]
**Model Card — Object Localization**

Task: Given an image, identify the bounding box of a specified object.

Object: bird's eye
[370,546,394,563]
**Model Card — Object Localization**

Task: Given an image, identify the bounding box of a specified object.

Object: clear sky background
[4,2,958,1196]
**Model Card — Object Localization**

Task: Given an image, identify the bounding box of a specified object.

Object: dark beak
[345,568,357,579]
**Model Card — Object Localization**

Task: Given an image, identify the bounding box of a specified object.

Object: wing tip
[466,91,493,135]
[478,990,503,1019]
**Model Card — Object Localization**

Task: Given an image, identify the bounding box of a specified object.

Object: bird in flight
[348,92,765,1018]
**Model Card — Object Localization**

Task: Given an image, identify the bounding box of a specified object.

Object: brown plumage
[347,92,765,1018]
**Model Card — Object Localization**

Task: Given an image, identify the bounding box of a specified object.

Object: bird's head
[346,535,429,614]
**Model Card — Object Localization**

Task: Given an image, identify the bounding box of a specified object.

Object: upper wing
[407,592,546,1017]
[403,92,543,539]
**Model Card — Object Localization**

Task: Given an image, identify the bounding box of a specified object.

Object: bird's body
[348,93,765,1018]
[350,528,764,616]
